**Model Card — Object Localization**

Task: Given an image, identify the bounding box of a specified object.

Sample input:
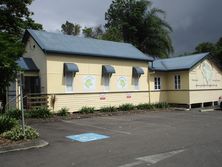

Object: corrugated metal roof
[23,29,152,62]
[151,53,209,71]
[17,57,39,72]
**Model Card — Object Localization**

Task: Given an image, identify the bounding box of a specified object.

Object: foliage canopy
[0,0,43,94]
[105,0,173,58]
[61,21,81,36]
[194,38,222,67]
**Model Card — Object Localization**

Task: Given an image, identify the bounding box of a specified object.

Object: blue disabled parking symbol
[66,133,110,142]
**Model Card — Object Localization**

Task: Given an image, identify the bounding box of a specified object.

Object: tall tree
[93,25,104,39]
[195,42,215,53]
[0,0,43,36]
[0,0,42,95]
[61,21,81,36]
[194,39,222,67]
[105,0,173,58]
[82,27,94,38]
[82,25,104,39]
[0,33,23,94]
[102,27,123,42]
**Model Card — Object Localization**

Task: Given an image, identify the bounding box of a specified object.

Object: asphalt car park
[1,110,222,167]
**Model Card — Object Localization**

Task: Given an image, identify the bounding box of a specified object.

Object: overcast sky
[29,0,222,55]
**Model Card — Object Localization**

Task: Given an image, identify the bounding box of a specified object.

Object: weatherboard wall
[149,72,168,103]
[189,59,222,104]
[46,54,150,111]
[149,71,190,104]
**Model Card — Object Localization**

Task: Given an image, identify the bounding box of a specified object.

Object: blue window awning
[132,67,144,76]
[102,65,115,75]
[64,63,79,74]
[17,57,39,72]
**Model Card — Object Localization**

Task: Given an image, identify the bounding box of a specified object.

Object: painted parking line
[66,133,110,142]
[118,149,185,167]
[63,120,131,135]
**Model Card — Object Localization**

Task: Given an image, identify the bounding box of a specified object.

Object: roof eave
[45,50,153,62]
[151,68,190,72]
[189,53,210,70]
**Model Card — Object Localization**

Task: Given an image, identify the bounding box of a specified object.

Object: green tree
[93,25,104,39]
[194,39,222,67]
[195,42,216,53]
[82,27,94,38]
[0,0,42,96]
[61,21,81,36]
[82,25,105,38]
[105,0,173,58]
[0,0,43,36]
[102,27,123,42]
[0,33,23,94]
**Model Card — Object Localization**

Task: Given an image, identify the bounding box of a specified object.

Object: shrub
[2,125,39,141]
[100,106,117,113]
[79,106,95,114]
[56,107,70,116]
[5,109,22,120]
[137,103,155,110]
[154,102,169,109]
[0,115,18,134]
[27,107,52,119]
[118,103,135,111]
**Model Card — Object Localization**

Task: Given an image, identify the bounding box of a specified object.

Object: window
[175,75,181,89]
[102,65,115,91]
[133,76,139,90]
[154,77,161,90]
[103,74,110,91]
[65,72,73,93]
[132,67,144,90]
[63,63,79,93]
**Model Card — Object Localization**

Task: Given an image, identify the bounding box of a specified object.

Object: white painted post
[201,103,204,108]
[188,104,191,110]
[18,72,25,135]
[212,102,215,107]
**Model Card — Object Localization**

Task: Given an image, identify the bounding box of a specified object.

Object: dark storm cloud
[29,0,222,55]
[29,0,112,31]
[153,0,222,54]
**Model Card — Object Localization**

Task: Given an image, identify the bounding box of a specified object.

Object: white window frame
[154,77,161,90]
[65,72,74,93]
[175,75,181,90]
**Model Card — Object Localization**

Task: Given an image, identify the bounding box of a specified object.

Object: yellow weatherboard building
[8,29,222,112]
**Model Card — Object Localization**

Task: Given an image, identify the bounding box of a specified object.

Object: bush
[0,115,18,134]
[79,107,95,114]
[154,102,169,109]
[56,107,70,116]
[27,107,52,119]
[2,125,39,141]
[118,103,135,111]
[5,109,22,120]
[100,106,117,113]
[137,103,155,110]
[136,102,169,110]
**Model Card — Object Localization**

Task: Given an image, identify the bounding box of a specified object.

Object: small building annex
[149,53,222,108]
[7,29,222,111]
